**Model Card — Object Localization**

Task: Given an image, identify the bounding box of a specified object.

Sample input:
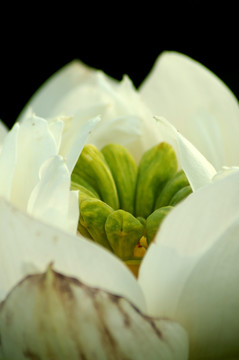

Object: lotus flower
[0,52,238,359]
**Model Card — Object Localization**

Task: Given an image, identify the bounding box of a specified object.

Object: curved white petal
[0,197,145,312]
[27,155,79,234]
[48,69,166,162]
[0,267,189,360]
[17,58,213,183]
[10,115,60,211]
[212,166,239,182]
[17,61,164,165]
[89,115,161,164]
[17,60,95,121]
[59,115,101,173]
[157,171,239,254]
[47,116,64,152]
[139,220,239,359]
[155,116,216,190]
[139,51,239,169]
[84,75,164,161]
[139,171,239,359]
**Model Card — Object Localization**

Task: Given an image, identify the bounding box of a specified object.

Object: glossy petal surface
[0,198,145,312]
[139,171,239,359]
[140,51,239,169]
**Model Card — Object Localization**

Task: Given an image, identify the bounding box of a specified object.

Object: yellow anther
[133,236,148,258]
[139,236,148,249]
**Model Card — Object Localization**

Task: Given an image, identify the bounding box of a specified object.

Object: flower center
[71,142,192,277]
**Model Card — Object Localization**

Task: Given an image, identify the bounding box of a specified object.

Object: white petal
[48,116,65,152]
[0,197,145,312]
[0,120,8,147]
[17,60,95,121]
[144,170,239,259]
[0,267,188,360]
[17,60,189,173]
[66,190,80,234]
[139,171,239,359]
[46,70,117,119]
[177,132,216,190]
[140,51,239,168]
[60,115,101,173]
[155,116,216,190]
[10,115,59,211]
[212,166,239,182]
[89,115,161,164]
[0,123,19,200]
[50,68,165,163]
[27,155,79,234]
[140,220,239,359]
[83,75,170,162]
[18,61,164,164]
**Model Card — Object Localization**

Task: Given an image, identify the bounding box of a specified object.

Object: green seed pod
[71,181,100,202]
[105,209,144,260]
[146,206,173,244]
[154,170,190,209]
[169,185,192,206]
[71,177,100,199]
[135,142,178,218]
[137,216,147,237]
[77,222,92,239]
[101,143,138,214]
[80,198,114,251]
[72,144,119,209]
[137,216,146,227]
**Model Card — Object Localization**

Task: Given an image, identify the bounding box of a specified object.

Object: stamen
[133,236,148,258]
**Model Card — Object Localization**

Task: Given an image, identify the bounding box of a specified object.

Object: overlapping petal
[17,63,160,162]
[139,51,239,170]
[139,171,239,359]
[16,60,215,188]
[0,197,189,359]
[0,112,99,232]
[154,116,216,190]
[0,197,145,309]
[27,155,79,234]
[17,60,95,121]
[10,115,61,211]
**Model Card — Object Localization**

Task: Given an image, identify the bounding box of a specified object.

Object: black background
[1,6,238,129]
